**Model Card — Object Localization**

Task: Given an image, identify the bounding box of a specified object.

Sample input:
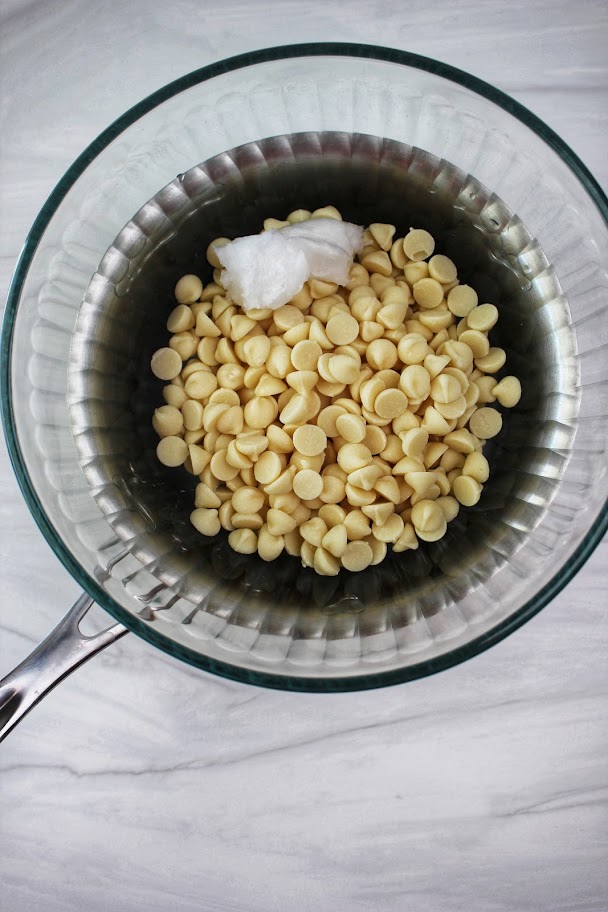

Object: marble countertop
[1,2,607,910]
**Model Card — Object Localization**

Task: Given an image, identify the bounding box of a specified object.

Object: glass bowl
[2,43,607,693]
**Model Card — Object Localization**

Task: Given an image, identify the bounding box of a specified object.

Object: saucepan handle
[0,592,128,742]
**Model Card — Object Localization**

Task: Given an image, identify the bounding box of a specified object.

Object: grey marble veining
[1,2,607,911]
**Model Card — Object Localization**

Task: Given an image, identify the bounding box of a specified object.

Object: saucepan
[1,44,607,742]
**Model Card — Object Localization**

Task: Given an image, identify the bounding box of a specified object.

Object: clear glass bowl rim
[2,42,607,692]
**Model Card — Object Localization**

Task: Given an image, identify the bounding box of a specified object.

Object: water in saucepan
[76,134,570,620]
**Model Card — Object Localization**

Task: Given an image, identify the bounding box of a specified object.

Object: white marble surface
[1,2,607,910]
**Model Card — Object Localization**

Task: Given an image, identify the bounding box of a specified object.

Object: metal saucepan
[2,46,607,741]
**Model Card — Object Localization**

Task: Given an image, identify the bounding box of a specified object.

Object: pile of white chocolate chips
[150,206,521,575]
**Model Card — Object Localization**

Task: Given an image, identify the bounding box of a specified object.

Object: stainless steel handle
[0,592,128,742]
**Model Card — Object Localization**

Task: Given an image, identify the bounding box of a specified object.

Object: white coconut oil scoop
[216,218,364,311]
